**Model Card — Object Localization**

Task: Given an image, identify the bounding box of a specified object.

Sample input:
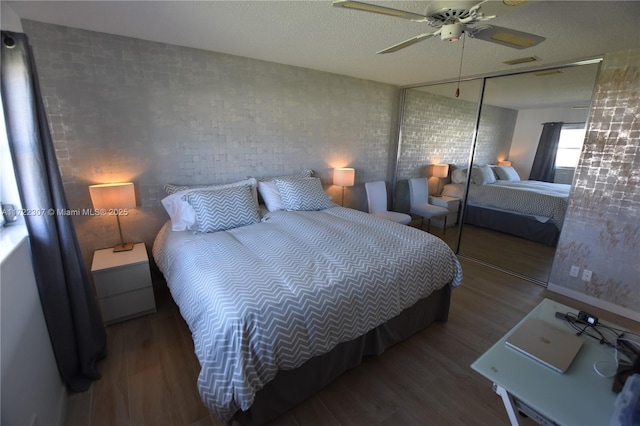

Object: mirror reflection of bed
[442,163,572,281]
[396,62,600,284]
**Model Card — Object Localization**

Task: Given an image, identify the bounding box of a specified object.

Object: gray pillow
[494,166,521,181]
[471,165,496,185]
[182,185,259,233]
[275,178,332,211]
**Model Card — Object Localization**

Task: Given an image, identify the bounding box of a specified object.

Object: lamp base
[113,242,134,252]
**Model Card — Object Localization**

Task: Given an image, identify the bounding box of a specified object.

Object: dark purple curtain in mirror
[1,31,106,391]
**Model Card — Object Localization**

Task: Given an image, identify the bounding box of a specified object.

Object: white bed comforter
[153,206,462,421]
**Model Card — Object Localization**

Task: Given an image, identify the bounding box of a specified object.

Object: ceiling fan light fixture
[441,23,463,42]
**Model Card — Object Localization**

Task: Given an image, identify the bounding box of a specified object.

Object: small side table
[429,195,460,229]
[91,243,156,325]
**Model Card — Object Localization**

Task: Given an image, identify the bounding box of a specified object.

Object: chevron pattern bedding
[467,180,570,228]
[153,206,462,421]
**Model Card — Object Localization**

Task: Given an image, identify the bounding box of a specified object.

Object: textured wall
[396,88,516,212]
[22,21,399,272]
[549,49,640,317]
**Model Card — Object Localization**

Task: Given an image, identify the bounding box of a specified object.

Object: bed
[152,175,462,424]
[443,165,570,246]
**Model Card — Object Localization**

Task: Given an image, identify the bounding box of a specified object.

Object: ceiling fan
[333,0,545,54]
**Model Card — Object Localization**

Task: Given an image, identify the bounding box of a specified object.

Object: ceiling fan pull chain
[455,33,466,98]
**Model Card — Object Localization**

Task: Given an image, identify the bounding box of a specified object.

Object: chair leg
[427,218,431,233]
[443,216,447,235]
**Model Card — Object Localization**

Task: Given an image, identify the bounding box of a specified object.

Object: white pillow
[451,168,467,184]
[182,186,260,233]
[161,178,258,231]
[471,165,496,185]
[257,180,285,212]
[275,178,332,211]
[161,190,198,231]
[494,166,521,181]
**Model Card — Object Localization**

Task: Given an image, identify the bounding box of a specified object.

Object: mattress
[153,206,462,421]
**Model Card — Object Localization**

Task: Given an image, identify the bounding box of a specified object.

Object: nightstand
[429,195,460,229]
[91,243,156,325]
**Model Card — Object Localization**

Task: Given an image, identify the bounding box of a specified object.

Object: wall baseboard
[547,283,640,322]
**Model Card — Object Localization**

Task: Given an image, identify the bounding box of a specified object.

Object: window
[1,94,23,227]
[555,123,586,168]
[1,94,29,263]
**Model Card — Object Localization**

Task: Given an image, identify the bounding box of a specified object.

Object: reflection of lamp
[333,167,355,206]
[89,182,136,252]
[431,164,449,196]
[498,160,512,167]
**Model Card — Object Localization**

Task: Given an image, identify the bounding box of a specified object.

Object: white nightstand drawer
[99,287,156,324]
[91,242,156,325]
[93,262,152,298]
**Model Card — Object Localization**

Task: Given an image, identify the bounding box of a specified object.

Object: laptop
[505,317,583,373]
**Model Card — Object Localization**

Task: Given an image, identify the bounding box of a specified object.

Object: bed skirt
[464,204,559,246]
[233,284,452,425]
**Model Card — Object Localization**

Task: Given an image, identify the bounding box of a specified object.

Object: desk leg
[493,383,522,426]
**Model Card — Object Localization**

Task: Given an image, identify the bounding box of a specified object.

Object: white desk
[471,298,628,426]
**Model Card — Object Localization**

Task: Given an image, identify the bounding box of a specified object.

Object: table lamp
[333,167,355,206]
[431,164,449,196]
[89,182,136,252]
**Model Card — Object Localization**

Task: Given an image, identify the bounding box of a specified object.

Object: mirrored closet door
[394,61,600,284]
[394,79,483,246]
[456,62,600,283]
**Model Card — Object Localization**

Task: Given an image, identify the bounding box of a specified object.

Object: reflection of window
[555,123,586,168]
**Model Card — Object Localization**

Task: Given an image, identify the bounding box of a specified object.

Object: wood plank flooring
[64,254,639,426]
[426,222,555,283]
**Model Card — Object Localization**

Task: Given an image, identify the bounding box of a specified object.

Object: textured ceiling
[6,1,640,109]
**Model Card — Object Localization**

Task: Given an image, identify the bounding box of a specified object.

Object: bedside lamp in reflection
[431,164,449,196]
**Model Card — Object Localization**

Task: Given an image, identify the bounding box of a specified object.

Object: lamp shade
[498,160,512,167]
[334,168,355,187]
[432,164,449,179]
[89,182,136,209]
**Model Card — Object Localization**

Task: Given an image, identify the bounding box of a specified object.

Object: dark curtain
[1,31,106,391]
[529,122,563,182]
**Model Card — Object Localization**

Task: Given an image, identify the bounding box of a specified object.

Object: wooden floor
[427,222,555,283]
[64,256,639,426]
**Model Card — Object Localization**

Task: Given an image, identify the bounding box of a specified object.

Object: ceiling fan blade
[377,31,440,54]
[333,0,427,22]
[469,25,545,49]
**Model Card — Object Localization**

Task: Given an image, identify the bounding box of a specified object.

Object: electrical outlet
[582,269,592,282]
[570,265,579,277]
